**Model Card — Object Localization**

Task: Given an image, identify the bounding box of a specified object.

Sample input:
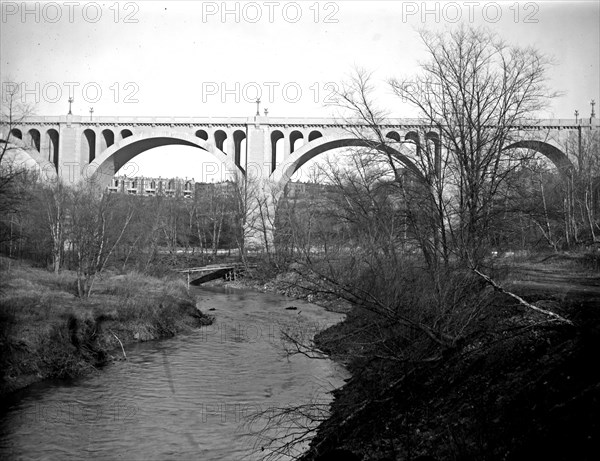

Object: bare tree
[68,183,135,297]
[277,26,569,361]
[230,172,262,264]
[204,184,227,257]
[565,128,600,244]
[0,82,37,238]
[492,129,600,250]
[247,398,332,461]
[262,29,571,454]
[0,82,36,166]
[333,68,453,273]
[43,181,69,273]
[388,26,559,264]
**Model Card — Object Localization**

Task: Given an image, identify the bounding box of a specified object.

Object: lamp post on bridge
[89,107,94,122]
[68,97,73,115]
[255,98,261,116]
[591,99,596,122]
[574,110,579,124]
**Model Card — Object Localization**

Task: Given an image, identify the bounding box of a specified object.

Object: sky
[1,0,599,180]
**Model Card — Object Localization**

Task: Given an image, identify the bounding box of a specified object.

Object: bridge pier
[242,116,276,254]
[58,121,83,183]
[246,115,271,180]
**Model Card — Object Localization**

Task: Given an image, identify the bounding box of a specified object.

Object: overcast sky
[2,1,599,179]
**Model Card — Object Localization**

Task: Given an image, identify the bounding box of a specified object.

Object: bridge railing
[4,115,599,129]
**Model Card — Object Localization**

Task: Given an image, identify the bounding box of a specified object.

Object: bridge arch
[271,135,426,189]
[403,131,421,156]
[120,129,133,139]
[424,131,439,143]
[81,129,96,162]
[424,132,441,170]
[101,129,115,152]
[503,140,574,175]
[0,139,57,181]
[27,129,40,151]
[386,131,401,142]
[46,129,59,170]
[87,132,242,187]
[270,130,285,173]
[290,130,304,154]
[308,130,322,142]
[233,129,246,169]
[214,130,227,152]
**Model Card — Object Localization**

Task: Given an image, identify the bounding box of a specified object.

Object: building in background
[107,176,196,198]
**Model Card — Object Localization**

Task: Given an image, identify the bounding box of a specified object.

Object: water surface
[0,286,348,460]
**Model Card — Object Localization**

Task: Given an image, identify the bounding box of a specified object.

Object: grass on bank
[0,258,212,395]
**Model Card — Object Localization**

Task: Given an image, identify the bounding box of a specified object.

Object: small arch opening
[405,131,420,145]
[101,129,115,151]
[82,129,96,162]
[425,132,441,172]
[308,130,322,142]
[386,131,401,142]
[46,129,59,171]
[290,130,304,154]
[271,130,285,173]
[405,131,421,156]
[28,129,41,151]
[214,130,227,153]
[233,130,246,167]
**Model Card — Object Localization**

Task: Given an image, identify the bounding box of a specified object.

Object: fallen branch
[109,329,127,359]
[472,269,573,326]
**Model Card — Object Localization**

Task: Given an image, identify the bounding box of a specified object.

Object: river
[0,286,348,460]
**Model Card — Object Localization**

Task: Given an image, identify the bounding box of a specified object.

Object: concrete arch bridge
[3,114,597,248]
[2,114,597,191]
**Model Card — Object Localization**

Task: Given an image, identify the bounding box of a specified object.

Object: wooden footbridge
[175,263,255,286]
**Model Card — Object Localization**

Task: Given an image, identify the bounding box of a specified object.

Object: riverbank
[214,255,600,460]
[299,254,600,460]
[0,258,213,396]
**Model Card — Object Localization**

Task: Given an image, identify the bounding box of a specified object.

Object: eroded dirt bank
[299,256,600,460]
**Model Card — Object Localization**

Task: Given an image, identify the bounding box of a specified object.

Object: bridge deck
[7,115,599,129]
[174,263,254,274]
